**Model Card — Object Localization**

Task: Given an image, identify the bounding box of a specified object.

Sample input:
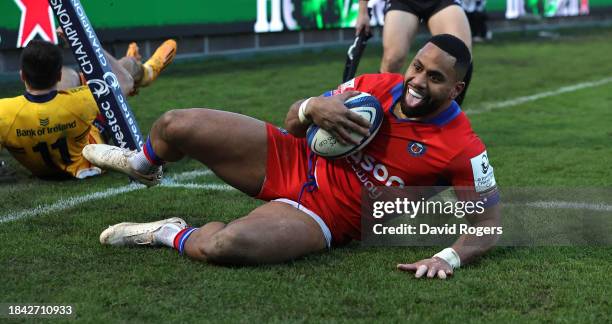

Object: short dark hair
[20,40,63,90]
[426,34,471,81]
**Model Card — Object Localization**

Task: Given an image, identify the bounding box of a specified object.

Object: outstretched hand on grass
[397,257,453,280]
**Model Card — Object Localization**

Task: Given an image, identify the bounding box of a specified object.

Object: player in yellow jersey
[0,39,177,179]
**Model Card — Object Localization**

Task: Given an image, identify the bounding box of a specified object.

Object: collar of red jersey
[392,100,461,127]
[24,90,58,103]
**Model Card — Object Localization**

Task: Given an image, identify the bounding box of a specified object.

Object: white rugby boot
[82,144,162,187]
[100,217,187,246]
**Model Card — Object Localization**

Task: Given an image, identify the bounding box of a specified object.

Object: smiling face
[400,43,465,118]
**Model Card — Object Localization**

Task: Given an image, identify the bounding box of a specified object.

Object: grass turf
[1,27,612,322]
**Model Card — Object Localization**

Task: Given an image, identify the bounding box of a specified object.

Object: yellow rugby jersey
[0,86,103,178]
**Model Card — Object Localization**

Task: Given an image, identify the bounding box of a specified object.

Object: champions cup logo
[470,151,496,193]
[103,72,120,90]
[87,79,110,99]
[481,154,490,174]
[87,72,119,99]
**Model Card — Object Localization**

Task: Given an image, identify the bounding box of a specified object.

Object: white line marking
[0,169,229,224]
[161,182,235,191]
[467,76,612,115]
[525,201,612,212]
[166,169,213,182]
[0,184,142,224]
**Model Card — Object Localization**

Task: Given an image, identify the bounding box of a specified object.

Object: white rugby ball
[306,92,383,159]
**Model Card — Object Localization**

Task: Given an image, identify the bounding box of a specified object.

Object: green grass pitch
[1,27,611,322]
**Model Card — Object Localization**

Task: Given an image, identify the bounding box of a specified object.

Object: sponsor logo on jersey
[470,151,496,193]
[15,128,36,137]
[407,141,426,157]
[346,151,406,199]
[39,118,49,127]
[46,120,77,134]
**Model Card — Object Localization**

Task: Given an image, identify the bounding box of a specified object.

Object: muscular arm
[355,0,371,36]
[284,99,310,138]
[452,203,501,264]
[283,91,370,144]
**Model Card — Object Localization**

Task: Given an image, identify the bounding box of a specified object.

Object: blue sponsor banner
[49,0,143,150]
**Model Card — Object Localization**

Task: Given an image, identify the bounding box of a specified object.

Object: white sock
[129,152,159,175]
[155,223,182,248]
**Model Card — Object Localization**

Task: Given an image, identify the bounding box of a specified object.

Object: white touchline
[161,182,235,191]
[166,169,214,182]
[0,184,142,224]
[467,76,612,115]
[0,169,233,224]
[525,201,612,212]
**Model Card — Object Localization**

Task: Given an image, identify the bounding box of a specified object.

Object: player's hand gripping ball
[307,92,383,159]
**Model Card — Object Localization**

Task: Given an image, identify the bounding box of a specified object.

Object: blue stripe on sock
[178,227,197,255]
[145,137,164,165]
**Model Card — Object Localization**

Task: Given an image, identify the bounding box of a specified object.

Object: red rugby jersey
[304,73,499,244]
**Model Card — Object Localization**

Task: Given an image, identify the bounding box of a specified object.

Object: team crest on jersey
[407,141,426,157]
[39,118,49,127]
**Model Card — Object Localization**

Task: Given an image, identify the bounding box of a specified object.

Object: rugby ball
[306,92,383,159]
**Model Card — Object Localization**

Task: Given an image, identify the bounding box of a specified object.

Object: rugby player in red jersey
[84,34,500,279]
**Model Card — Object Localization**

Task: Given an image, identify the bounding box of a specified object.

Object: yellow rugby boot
[139,39,177,88]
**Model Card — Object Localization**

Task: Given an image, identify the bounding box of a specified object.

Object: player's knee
[157,109,193,143]
[203,227,254,265]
